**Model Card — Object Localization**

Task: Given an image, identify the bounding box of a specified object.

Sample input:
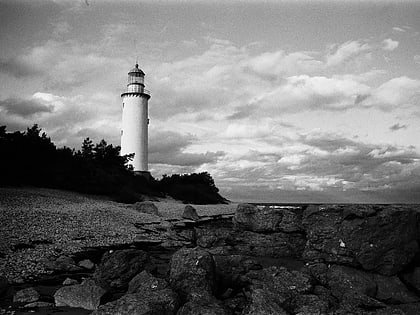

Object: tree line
[0,125,227,204]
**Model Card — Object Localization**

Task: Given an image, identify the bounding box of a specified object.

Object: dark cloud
[149,130,224,167]
[354,94,369,104]
[389,123,407,131]
[0,98,54,117]
[0,58,38,78]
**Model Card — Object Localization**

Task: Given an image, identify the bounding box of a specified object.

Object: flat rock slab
[54,279,106,310]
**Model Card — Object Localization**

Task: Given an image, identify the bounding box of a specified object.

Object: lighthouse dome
[128,63,145,76]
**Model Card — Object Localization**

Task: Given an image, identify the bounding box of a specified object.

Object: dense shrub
[0,125,227,204]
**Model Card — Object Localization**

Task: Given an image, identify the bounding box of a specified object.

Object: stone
[233,204,302,233]
[128,270,168,294]
[0,276,8,297]
[396,303,420,315]
[177,296,231,315]
[244,266,313,314]
[44,255,83,272]
[93,289,178,315]
[303,205,419,275]
[63,278,78,286]
[24,301,54,308]
[182,205,200,221]
[78,259,95,270]
[13,287,40,303]
[169,247,217,300]
[133,201,159,216]
[54,279,106,310]
[291,294,329,315]
[93,249,149,291]
[402,267,420,292]
[374,274,419,304]
[233,230,306,258]
[242,288,288,315]
[322,264,390,311]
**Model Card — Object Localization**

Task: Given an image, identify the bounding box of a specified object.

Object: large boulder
[244,266,313,314]
[195,224,306,258]
[93,274,178,315]
[402,267,420,292]
[182,205,200,221]
[373,274,419,304]
[13,287,40,303]
[133,201,159,216]
[307,263,408,312]
[233,204,302,233]
[54,279,106,310]
[93,249,149,291]
[128,270,168,294]
[303,205,419,275]
[169,247,217,300]
[233,230,306,258]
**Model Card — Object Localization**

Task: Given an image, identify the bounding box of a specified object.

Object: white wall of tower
[121,94,149,172]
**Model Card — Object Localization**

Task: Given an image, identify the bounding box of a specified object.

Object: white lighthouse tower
[121,63,151,177]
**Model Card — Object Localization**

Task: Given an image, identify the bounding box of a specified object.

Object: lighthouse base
[134,171,151,181]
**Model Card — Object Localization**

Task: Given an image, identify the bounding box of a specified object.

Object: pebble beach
[0,187,237,283]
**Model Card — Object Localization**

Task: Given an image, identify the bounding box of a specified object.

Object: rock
[93,249,149,291]
[244,266,313,314]
[303,205,419,275]
[321,264,390,311]
[402,267,420,292]
[54,279,106,310]
[128,270,168,294]
[133,201,159,216]
[396,302,420,315]
[63,277,78,286]
[233,204,302,233]
[0,276,8,296]
[78,259,95,270]
[233,230,306,258]
[374,274,419,304]
[13,287,40,303]
[169,247,217,300]
[24,301,54,308]
[291,294,329,315]
[177,296,231,315]
[93,289,178,315]
[182,205,200,221]
[242,288,289,315]
[44,255,83,272]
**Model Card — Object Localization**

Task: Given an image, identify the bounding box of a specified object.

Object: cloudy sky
[1,0,420,203]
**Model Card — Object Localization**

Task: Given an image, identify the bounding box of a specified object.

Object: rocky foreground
[1,189,420,314]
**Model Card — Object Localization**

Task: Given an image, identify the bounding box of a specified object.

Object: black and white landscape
[1,1,420,314]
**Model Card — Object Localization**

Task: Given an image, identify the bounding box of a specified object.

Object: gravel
[0,187,237,283]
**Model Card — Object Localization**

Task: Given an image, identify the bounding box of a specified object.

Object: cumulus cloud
[326,40,371,67]
[213,131,420,197]
[392,27,406,32]
[382,38,399,51]
[149,130,224,167]
[0,97,54,117]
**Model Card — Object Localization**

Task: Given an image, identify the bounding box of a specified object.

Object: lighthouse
[121,63,151,177]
